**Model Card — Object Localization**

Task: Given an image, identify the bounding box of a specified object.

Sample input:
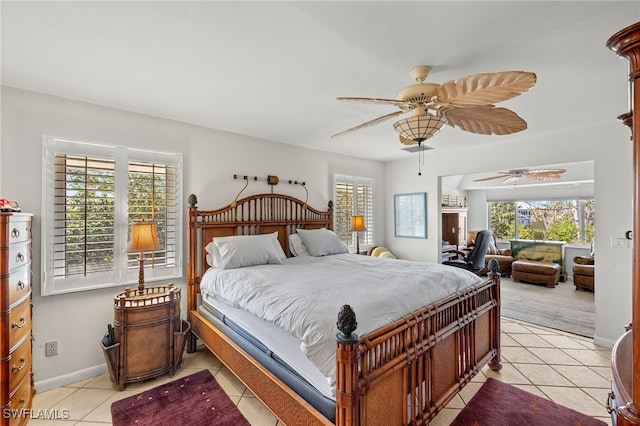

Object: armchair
[573,255,594,291]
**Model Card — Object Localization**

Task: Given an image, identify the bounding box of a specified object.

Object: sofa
[468,231,514,277]
[572,255,594,291]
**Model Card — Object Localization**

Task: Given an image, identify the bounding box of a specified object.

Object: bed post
[487,258,503,371]
[336,305,360,426]
[186,194,198,353]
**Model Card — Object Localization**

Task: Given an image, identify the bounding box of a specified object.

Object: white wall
[385,124,632,347]
[1,86,385,390]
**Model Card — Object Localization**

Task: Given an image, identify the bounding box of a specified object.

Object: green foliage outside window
[490,199,594,244]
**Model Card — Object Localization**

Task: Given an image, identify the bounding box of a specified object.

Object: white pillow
[214,233,285,269]
[288,233,310,257]
[269,233,287,260]
[205,240,220,267]
[296,228,348,257]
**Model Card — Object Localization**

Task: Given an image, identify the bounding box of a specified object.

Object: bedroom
[0,1,637,424]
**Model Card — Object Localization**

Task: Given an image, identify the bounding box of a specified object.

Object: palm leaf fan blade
[502,175,520,184]
[443,106,527,135]
[435,71,537,107]
[473,174,511,182]
[336,97,414,109]
[525,169,566,180]
[331,109,406,138]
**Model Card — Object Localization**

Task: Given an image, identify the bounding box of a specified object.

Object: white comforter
[199,253,483,380]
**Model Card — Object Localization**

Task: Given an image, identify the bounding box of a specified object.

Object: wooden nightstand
[101,284,190,390]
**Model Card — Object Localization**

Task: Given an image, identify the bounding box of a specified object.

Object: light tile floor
[29,317,613,425]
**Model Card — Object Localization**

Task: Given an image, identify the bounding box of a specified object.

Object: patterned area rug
[450,378,606,425]
[111,370,251,426]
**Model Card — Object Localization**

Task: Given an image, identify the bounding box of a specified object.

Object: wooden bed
[185,192,502,426]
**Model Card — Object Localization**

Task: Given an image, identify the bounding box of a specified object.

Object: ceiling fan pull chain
[418,141,423,176]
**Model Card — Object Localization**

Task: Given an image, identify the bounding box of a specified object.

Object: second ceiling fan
[473,168,567,184]
[332,66,537,145]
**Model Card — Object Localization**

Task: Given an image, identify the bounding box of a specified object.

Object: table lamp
[126,220,162,295]
[350,215,367,254]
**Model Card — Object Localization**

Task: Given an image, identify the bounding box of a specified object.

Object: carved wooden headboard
[186,193,333,307]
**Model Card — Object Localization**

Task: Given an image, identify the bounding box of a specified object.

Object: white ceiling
[2,1,638,163]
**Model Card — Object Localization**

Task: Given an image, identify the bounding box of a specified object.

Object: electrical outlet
[45,340,58,356]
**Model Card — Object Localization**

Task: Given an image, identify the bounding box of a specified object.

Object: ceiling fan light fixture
[392,114,447,143]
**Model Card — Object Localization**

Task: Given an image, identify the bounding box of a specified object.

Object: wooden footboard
[336,274,501,425]
[185,193,501,425]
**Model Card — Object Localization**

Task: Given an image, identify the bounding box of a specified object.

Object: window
[42,136,182,295]
[333,174,374,252]
[489,199,594,244]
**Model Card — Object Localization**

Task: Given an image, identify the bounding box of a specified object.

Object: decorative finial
[188,194,198,208]
[336,305,358,343]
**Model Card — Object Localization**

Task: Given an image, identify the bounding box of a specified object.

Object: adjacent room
[1,2,639,425]
[441,161,597,337]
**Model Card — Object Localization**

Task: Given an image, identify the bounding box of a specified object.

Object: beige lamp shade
[126,220,163,252]
[350,215,367,232]
[393,113,447,143]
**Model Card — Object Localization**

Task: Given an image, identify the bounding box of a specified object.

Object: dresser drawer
[9,299,31,351]
[8,265,31,307]
[8,242,30,273]
[8,375,31,413]
[8,219,32,245]
[9,336,31,392]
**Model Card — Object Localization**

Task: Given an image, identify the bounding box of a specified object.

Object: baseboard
[35,363,108,393]
[593,335,616,348]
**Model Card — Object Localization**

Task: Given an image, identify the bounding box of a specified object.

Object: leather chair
[468,231,514,277]
[573,255,594,291]
[443,230,491,273]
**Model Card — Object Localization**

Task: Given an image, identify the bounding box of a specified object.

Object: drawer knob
[16,252,25,263]
[12,316,26,329]
[17,281,25,290]
[12,357,26,372]
[11,228,20,238]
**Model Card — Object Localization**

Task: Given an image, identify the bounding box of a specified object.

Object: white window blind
[127,161,177,271]
[52,155,116,280]
[333,175,374,252]
[42,137,183,295]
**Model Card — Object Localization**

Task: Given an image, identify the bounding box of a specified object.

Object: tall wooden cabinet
[0,213,34,425]
[442,207,468,249]
[607,22,640,426]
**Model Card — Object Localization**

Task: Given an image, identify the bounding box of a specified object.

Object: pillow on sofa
[486,239,499,255]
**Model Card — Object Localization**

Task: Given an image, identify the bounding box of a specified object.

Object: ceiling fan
[331,66,536,145]
[473,168,567,184]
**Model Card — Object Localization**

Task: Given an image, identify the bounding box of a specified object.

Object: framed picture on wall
[394,192,427,238]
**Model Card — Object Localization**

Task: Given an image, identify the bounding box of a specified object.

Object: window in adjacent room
[41,136,183,295]
[489,199,594,244]
[333,174,374,253]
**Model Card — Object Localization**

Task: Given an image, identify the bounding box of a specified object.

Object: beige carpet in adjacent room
[499,276,595,337]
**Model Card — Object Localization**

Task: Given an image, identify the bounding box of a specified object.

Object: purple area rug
[451,378,606,426]
[111,369,251,426]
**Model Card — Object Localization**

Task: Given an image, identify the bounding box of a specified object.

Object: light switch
[611,236,629,248]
